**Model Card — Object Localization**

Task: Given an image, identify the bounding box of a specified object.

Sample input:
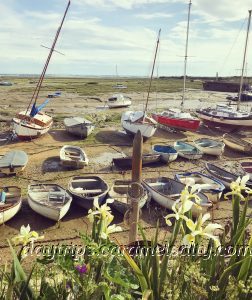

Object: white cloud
[135,12,172,20]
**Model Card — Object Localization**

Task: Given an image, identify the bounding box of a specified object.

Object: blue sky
[0,0,252,77]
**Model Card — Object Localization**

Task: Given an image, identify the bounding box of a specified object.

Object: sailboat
[196,10,252,130]
[121,30,160,139]
[12,1,71,139]
[152,0,200,132]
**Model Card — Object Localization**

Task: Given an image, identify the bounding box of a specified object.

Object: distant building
[203,80,251,92]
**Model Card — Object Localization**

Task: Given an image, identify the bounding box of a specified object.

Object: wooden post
[128,130,143,244]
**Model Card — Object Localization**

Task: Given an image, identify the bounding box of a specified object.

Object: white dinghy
[0,186,22,225]
[64,117,94,138]
[194,138,225,156]
[28,184,72,221]
[60,145,89,169]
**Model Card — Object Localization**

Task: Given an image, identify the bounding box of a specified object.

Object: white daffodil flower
[100,224,122,239]
[88,198,114,222]
[12,224,44,246]
[165,184,202,226]
[225,175,252,201]
[182,213,223,247]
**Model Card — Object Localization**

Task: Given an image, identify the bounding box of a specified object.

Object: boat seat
[72,179,98,183]
[74,189,103,194]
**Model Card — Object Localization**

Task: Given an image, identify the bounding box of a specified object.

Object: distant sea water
[0,74,147,78]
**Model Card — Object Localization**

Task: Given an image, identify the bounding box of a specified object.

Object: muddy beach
[0,77,251,264]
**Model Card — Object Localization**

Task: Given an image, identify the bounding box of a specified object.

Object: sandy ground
[0,84,252,265]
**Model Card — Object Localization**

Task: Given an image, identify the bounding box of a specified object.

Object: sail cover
[30,99,50,117]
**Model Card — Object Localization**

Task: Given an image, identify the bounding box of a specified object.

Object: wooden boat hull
[142,177,212,216]
[174,141,203,160]
[223,134,252,153]
[175,172,225,201]
[240,162,252,180]
[152,113,200,131]
[113,154,161,169]
[0,187,22,225]
[108,180,149,214]
[68,176,109,210]
[152,144,178,163]
[28,184,72,221]
[196,110,252,128]
[194,138,225,156]
[60,145,89,169]
[205,163,252,189]
[65,124,94,138]
[13,111,53,139]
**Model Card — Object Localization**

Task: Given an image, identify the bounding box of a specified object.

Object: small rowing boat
[205,162,252,188]
[68,176,109,210]
[142,177,212,216]
[64,116,95,138]
[0,186,22,225]
[28,184,72,221]
[240,161,252,180]
[223,133,252,154]
[194,138,225,156]
[108,180,150,214]
[60,145,88,169]
[175,172,225,202]
[0,150,28,175]
[152,144,178,163]
[174,141,203,160]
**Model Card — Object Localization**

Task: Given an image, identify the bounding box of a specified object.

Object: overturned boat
[64,116,95,138]
[0,150,28,175]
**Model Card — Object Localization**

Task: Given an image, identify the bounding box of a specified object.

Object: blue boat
[152,144,178,163]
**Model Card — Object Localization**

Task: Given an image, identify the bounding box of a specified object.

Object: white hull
[197,111,252,127]
[121,111,157,139]
[194,142,225,156]
[13,111,53,139]
[152,150,178,163]
[222,135,251,153]
[0,201,22,225]
[28,195,71,221]
[143,183,209,216]
[108,100,131,108]
[60,145,89,169]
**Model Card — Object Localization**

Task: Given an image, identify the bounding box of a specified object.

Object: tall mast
[181,0,192,111]
[25,0,71,115]
[144,29,161,114]
[237,10,252,111]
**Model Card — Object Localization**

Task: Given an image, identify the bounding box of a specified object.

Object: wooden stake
[128,130,143,244]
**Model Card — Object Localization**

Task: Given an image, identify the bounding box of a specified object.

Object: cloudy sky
[0,0,252,77]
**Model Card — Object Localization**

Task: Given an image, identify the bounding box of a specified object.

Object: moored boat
[194,138,225,156]
[174,141,203,160]
[64,116,94,138]
[112,154,161,169]
[205,162,252,188]
[240,161,252,180]
[142,177,212,216]
[107,94,131,108]
[0,150,28,175]
[175,172,225,202]
[27,184,72,221]
[223,133,252,153]
[60,145,89,169]
[0,186,22,225]
[68,176,109,210]
[13,1,71,140]
[108,180,150,214]
[152,144,178,163]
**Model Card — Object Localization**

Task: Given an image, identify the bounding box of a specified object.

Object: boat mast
[144,29,161,115]
[181,0,192,111]
[237,10,251,111]
[25,0,71,115]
